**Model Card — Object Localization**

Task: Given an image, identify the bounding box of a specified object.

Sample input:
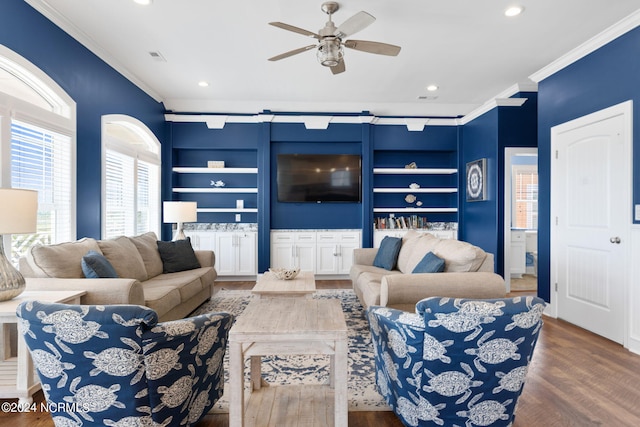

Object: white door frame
[550,100,632,348]
[504,147,538,292]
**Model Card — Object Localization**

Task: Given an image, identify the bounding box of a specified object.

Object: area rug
[192,288,389,412]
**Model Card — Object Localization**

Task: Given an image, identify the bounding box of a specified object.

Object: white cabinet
[271,230,361,275]
[215,232,257,276]
[185,230,257,277]
[373,229,457,247]
[270,231,316,272]
[510,229,526,277]
[315,231,361,275]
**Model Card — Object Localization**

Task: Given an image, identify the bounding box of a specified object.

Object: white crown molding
[459,84,531,125]
[24,0,164,103]
[164,113,459,129]
[530,9,640,83]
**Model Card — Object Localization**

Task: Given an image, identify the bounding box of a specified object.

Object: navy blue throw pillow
[373,236,402,270]
[157,238,201,273]
[81,250,118,278]
[412,251,445,273]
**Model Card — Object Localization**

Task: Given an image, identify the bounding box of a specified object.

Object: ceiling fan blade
[330,60,346,75]
[335,11,375,38]
[268,45,317,61]
[269,22,320,39]
[344,39,401,56]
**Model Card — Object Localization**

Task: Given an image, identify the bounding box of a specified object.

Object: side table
[0,290,86,405]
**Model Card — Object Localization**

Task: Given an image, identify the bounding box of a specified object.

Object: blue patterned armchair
[16,300,233,427]
[367,296,545,427]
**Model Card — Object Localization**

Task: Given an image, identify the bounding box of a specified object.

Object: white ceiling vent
[417,95,438,100]
[148,51,166,62]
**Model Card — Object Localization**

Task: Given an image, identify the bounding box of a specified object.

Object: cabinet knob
[610,236,621,244]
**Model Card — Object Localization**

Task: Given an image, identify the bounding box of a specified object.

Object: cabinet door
[184,231,216,251]
[236,232,257,275]
[215,232,237,276]
[510,231,526,275]
[316,242,339,274]
[271,243,295,269]
[295,242,316,272]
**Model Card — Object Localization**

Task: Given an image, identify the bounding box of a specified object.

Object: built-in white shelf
[172,167,258,174]
[197,208,258,213]
[172,188,258,193]
[373,168,458,175]
[373,188,458,193]
[374,207,458,213]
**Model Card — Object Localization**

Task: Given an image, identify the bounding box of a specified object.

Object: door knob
[610,237,621,244]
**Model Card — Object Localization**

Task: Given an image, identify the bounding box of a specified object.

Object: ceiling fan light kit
[268,1,401,74]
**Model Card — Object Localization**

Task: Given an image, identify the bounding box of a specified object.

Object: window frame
[101,114,161,239]
[0,46,76,263]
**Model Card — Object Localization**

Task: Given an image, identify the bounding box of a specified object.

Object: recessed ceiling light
[198,81,209,87]
[133,0,152,5]
[505,6,524,17]
[426,85,439,92]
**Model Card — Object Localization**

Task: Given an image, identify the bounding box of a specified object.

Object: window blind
[11,120,72,260]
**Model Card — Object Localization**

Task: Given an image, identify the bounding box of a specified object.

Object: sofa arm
[25,277,145,306]
[195,250,215,268]
[353,248,378,266]
[380,272,506,311]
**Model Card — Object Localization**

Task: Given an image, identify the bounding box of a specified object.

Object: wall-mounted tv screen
[277,154,362,203]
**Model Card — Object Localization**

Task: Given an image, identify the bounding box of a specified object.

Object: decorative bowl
[269,268,300,280]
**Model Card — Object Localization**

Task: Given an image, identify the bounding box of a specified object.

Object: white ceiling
[25,0,640,118]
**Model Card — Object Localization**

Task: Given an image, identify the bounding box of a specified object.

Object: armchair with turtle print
[367,295,545,427]
[16,300,233,427]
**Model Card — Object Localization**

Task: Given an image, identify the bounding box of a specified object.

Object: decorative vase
[0,238,26,301]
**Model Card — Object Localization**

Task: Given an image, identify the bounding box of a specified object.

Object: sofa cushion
[396,230,422,273]
[81,250,119,278]
[144,267,212,304]
[129,232,164,279]
[412,251,445,273]
[403,233,441,273]
[98,236,148,282]
[157,238,201,273]
[373,236,402,270]
[26,238,101,278]
[433,238,487,272]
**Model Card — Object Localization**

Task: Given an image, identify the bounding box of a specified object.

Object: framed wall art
[466,158,487,201]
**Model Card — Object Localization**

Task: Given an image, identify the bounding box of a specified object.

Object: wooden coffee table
[251,270,316,299]
[229,298,348,427]
[0,290,86,405]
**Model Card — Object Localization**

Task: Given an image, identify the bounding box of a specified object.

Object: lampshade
[0,188,38,234]
[163,201,197,223]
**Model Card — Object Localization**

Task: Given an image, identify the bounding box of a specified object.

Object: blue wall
[537,27,640,302]
[460,93,538,275]
[1,0,166,239]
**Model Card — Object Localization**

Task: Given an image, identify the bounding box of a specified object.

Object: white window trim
[101,114,161,238]
[0,45,76,243]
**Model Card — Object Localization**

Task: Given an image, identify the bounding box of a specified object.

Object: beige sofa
[19,232,216,321]
[350,230,506,312]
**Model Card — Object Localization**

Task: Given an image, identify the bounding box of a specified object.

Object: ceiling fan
[268,2,401,75]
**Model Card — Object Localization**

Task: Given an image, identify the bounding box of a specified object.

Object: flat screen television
[277,154,362,203]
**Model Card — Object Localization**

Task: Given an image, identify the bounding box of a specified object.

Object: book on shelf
[374,215,429,230]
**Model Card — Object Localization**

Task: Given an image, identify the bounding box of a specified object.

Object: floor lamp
[163,201,197,241]
[0,188,38,301]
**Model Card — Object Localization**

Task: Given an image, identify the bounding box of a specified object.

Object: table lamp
[163,201,197,240]
[0,188,38,301]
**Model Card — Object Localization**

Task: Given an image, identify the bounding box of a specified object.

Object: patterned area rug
[192,288,389,412]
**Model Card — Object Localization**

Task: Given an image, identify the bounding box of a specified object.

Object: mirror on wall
[504,148,538,293]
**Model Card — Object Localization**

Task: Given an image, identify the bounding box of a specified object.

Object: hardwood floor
[3,281,640,426]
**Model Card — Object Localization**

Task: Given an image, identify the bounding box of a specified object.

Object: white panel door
[551,102,631,344]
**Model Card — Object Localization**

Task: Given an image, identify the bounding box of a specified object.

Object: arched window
[102,115,161,239]
[0,45,76,264]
